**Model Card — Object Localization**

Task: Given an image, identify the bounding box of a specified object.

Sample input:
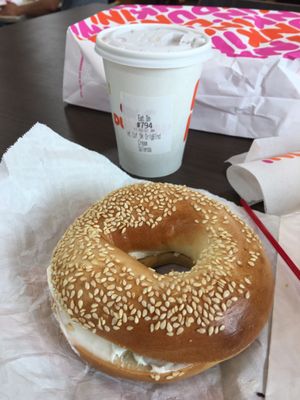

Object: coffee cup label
[118,92,173,155]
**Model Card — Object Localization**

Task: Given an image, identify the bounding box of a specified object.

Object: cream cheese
[128,250,162,259]
[47,266,189,374]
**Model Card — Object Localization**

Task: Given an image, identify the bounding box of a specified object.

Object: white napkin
[226,136,300,215]
[0,123,285,400]
[266,212,300,399]
[226,136,300,399]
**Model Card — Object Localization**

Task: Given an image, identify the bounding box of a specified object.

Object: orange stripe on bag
[190,79,200,110]
[183,115,192,142]
[183,79,200,142]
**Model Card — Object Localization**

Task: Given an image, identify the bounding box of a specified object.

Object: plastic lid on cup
[95,23,211,69]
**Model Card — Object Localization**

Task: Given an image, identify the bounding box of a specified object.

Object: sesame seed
[186,305,193,314]
[166,375,174,380]
[160,320,167,330]
[151,374,161,381]
[208,326,214,336]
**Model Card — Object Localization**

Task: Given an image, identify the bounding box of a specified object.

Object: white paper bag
[63,4,300,139]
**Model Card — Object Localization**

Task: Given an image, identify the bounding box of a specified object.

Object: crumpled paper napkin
[0,123,280,400]
[226,136,300,215]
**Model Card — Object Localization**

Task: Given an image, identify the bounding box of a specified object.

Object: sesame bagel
[48,182,274,382]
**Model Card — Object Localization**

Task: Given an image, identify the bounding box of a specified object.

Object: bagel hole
[139,252,193,275]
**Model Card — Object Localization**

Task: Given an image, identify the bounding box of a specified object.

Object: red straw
[240,198,300,281]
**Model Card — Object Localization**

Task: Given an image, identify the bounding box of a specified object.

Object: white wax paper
[0,123,281,400]
[266,212,300,399]
[226,136,300,215]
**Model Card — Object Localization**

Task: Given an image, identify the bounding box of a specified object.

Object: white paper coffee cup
[95,24,211,178]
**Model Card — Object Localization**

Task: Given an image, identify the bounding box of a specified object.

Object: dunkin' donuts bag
[63,4,300,139]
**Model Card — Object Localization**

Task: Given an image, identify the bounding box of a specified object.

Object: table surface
[0,3,253,205]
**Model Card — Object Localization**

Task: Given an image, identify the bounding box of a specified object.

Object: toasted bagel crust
[49,183,274,381]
